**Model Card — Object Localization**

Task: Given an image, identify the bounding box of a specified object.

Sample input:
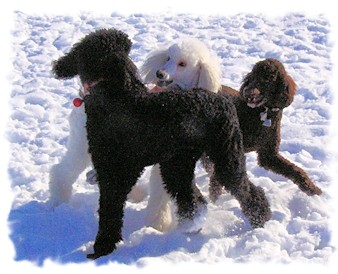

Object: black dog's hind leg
[200,154,223,203]
[159,153,207,225]
[209,130,271,228]
[87,169,141,259]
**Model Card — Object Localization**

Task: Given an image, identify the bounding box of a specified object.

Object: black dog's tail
[52,50,78,79]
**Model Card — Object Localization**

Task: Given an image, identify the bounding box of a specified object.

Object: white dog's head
[140,38,222,93]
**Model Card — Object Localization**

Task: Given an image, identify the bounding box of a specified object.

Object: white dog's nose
[156,70,170,80]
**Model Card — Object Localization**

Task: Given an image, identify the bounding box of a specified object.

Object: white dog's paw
[146,201,176,232]
[49,164,73,206]
[86,169,98,185]
[48,184,72,207]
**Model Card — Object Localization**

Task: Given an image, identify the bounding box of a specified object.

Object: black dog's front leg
[257,150,322,196]
[87,172,133,260]
[87,187,126,259]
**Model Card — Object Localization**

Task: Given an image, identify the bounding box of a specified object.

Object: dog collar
[260,107,280,127]
[73,81,100,107]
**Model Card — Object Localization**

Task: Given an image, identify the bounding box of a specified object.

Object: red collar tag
[73,97,83,107]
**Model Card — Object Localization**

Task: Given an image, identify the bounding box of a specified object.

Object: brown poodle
[204,58,323,202]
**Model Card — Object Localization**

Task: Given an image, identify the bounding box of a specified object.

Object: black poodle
[204,58,323,201]
[52,29,271,259]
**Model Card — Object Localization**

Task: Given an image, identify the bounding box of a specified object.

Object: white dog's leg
[49,106,91,206]
[127,180,148,203]
[145,164,175,232]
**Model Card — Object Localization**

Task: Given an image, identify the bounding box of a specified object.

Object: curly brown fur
[206,58,322,202]
[52,29,271,259]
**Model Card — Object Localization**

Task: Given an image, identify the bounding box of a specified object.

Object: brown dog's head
[240,58,296,109]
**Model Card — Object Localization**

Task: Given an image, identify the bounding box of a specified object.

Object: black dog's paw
[178,203,207,234]
[235,184,271,229]
[87,252,103,260]
[86,233,119,259]
[247,205,272,229]
[87,248,114,260]
[246,185,271,228]
[86,244,116,260]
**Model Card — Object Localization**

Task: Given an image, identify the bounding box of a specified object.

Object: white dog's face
[157,43,202,89]
[140,38,221,93]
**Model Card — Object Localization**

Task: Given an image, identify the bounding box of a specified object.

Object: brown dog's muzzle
[242,87,267,108]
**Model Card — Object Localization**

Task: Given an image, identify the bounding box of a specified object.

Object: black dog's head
[240,58,296,109]
[52,28,135,84]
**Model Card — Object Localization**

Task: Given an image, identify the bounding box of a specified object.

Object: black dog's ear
[117,30,132,54]
[52,50,78,79]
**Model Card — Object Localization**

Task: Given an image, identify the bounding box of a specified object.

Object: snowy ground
[2,1,338,273]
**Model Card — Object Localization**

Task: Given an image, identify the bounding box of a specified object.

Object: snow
[2,0,338,273]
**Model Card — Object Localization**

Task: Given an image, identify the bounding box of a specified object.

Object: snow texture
[2,1,338,273]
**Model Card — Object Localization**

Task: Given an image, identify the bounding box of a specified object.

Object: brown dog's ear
[286,74,297,97]
[240,71,253,92]
[281,74,297,107]
[52,50,78,79]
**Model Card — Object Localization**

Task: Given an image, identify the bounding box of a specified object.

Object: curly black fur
[52,29,271,259]
[52,28,134,82]
[206,58,322,202]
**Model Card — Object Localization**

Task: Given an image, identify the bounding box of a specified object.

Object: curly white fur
[140,38,222,232]
[49,105,91,206]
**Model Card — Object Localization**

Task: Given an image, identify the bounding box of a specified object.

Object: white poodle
[139,38,222,232]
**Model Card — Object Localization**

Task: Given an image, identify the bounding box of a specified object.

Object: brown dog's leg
[257,151,322,196]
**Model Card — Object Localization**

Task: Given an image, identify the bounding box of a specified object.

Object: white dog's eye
[178,61,186,67]
[167,56,170,61]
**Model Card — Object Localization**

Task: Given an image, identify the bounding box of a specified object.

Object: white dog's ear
[140,49,168,84]
[197,61,221,93]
